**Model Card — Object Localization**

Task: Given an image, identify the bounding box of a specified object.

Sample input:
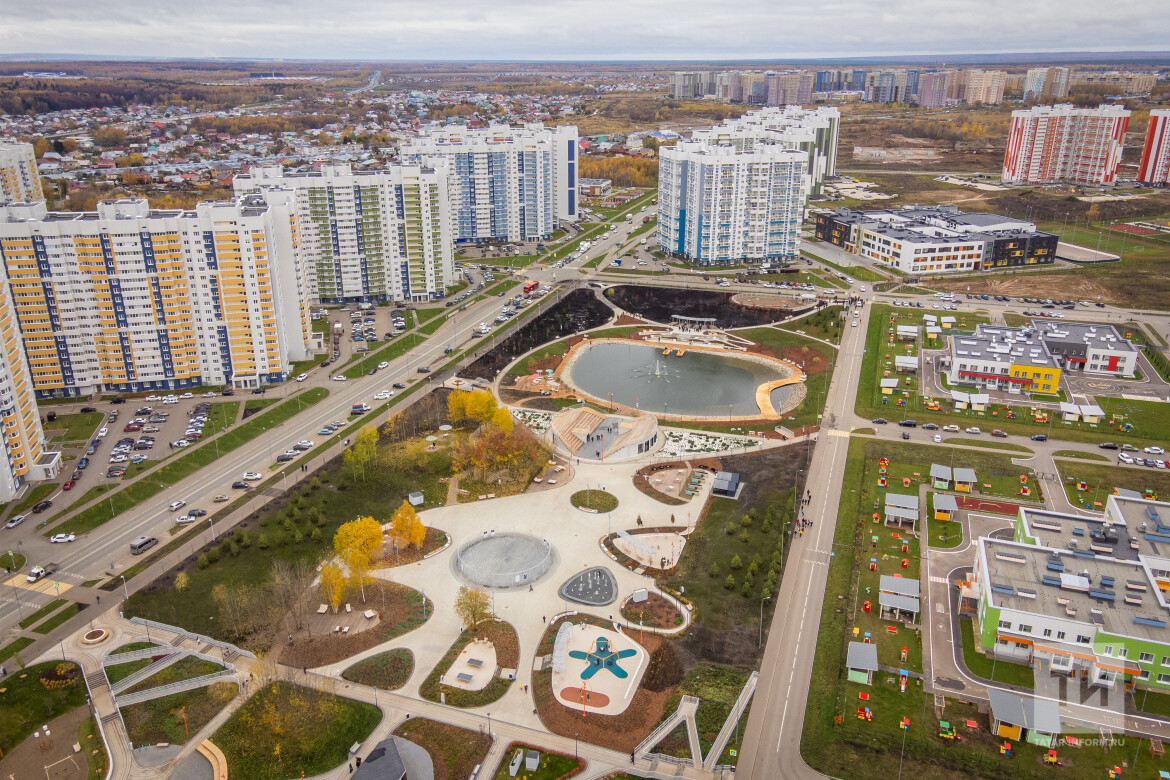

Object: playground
[551,623,646,716]
[444,636,498,692]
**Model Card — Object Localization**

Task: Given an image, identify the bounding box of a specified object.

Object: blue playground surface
[569,636,638,680]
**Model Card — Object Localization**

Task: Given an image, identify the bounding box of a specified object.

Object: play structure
[569,636,639,680]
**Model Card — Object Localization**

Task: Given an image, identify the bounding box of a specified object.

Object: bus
[523,280,539,294]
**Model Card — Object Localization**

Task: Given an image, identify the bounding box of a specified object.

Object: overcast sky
[2,0,1168,61]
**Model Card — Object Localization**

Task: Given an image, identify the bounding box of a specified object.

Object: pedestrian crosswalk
[3,573,73,596]
[825,429,851,438]
[929,575,949,585]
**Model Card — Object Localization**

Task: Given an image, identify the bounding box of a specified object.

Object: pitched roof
[846,641,879,672]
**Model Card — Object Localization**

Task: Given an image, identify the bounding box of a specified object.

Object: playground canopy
[847,641,880,685]
[930,464,952,482]
[988,688,1062,746]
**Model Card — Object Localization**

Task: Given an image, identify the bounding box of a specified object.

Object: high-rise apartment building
[864,70,918,103]
[961,70,1007,105]
[766,72,815,106]
[657,108,828,264]
[0,269,59,500]
[1003,104,1131,186]
[916,71,957,108]
[1023,67,1070,100]
[0,196,311,397]
[0,142,42,205]
[401,123,578,245]
[1139,109,1170,186]
[234,163,453,304]
[1071,71,1157,95]
[689,106,840,195]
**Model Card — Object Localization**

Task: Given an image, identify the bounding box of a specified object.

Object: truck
[642,216,651,224]
[351,403,370,416]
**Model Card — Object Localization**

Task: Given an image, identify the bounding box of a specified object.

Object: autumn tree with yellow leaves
[333,516,384,603]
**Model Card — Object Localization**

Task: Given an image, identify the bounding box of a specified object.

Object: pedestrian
[96,595,100,604]
[356,757,362,768]
[348,763,353,773]
[542,615,546,623]
[303,667,307,675]
[631,752,636,764]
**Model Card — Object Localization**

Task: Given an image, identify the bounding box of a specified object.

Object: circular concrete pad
[559,566,618,606]
[454,532,555,590]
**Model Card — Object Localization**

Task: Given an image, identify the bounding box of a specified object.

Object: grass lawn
[941,438,1033,453]
[18,598,66,629]
[508,338,572,376]
[52,388,328,537]
[243,398,277,415]
[925,493,963,550]
[737,326,837,428]
[492,743,583,779]
[1052,449,1110,462]
[393,718,491,780]
[415,307,445,324]
[418,620,518,708]
[123,655,223,695]
[419,315,449,336]
[125,435,451,648]
[0,661,87,756]
[341,649,414,691]
[45,411,103,444]
[570,489,618,513]
[802,250,889,282]
[1,550,24,572]
[657,664,751,759]
[958,618,1035,689]
[0,637,33,664]
[121,681,237,746]
[31,602,81,633]
[1057,461,1170,510]
[662,489,795,634]
[110,641,158,655]
[214,682,380,780]
[78,715,109,780]
[104,657,155,686]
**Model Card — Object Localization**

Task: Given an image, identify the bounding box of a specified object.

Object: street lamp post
[486,712,491,738]
[120,575,129,602]
[759,595,771,649]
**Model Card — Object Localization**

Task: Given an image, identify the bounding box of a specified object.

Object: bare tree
[270,558,319,632]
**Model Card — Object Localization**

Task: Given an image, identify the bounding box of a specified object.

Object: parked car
[5,514,25,529]
[991,430,1008,438]
[1031,434,1048,442]
[1100,442,1119,450]
[32,500,52,514]
[231,481,251,490]
[213,494,229,503]
[872,418,888,425]
[1145,446,1166,455]
[964,427,981,435]
[242,472,263,481]
[50,533,75,543]
[898,419,917,428]
[922,423,939,431]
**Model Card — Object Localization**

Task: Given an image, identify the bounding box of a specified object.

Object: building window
[1019,625,1033,634]
[1159,674,1170,685]
[1140,652,1154,663]
[1057,631,1066,640]
[998,620,1011,629]
[1161,656,1170,667]
[1042,629,1053,638]
[1104,645,1114,656]
[1077,635,1091,644]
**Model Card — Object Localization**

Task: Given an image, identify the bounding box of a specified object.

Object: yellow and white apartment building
[0,195,311,398]
[0,142,42,205]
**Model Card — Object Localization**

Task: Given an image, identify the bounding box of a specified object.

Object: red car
[62,480,75,491]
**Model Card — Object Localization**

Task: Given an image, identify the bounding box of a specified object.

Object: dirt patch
[605,285,808,328]
[0,705,90,780]
[472,620,520,668]
[931,273,1116,303]
[621,592,683,630]
[277,580,431,669]
[614,314,647,326]
[781,345,831,375]
[730,293,800,311]
[719,444,810,511]
[460,289,613,382]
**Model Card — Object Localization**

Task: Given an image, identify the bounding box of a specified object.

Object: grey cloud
[1,0,1166,60]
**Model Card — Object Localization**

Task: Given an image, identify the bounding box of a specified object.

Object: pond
[564,341,796,418]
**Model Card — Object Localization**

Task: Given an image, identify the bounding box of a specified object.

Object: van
[130,536,159,555]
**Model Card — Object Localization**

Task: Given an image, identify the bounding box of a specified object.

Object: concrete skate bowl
[453,532,557,590]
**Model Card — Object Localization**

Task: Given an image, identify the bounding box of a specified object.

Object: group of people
[797,488,813,536]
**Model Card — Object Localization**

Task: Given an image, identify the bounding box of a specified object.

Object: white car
[168,500,187,511]
[50,533,75,543]
[851,321,858,327]
[202,391,218,397]
[374,390,392,400]
[145,394,160,401]
[242,472,263,481]
[859,286,866,293]
[180,392,194,399]
[97,427,108,438]
[175,514,195,524]
[933,434,942,443]
[173,440,190,448]
[333,375,348,382]
[295,440,315,450]
[295,373,308,382]
[965,427,981,434]
[1120,453,1135,464]
[26,565,47,583]
[1145,446,1166,455]
[377,361,389,370]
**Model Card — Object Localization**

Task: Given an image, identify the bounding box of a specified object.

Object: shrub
[741,581,753,597]
[741,514,752,528]
[708,561,720,578]
[206,546,220,563]
[747,561,759,575]
[197,553,210,570]
[225,540,239,557]
[310,476,321,490]
[762,583,774,601]
[292,529,304,544]
[258,533,269,550]
[744,571,754,588]
[739,530,749,543]
[729,554,743,570]
[310,527,322,544]
[726,520,738,535]
[239,531,251,549]
[762,519,772,534]
[724,574,736,590]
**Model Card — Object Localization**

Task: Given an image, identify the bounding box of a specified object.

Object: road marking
[825,429,850,438]
[2,574,72,596]
[929,575,948,584]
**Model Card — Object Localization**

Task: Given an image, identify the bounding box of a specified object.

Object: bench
[547,479,557,485]
[342,626,350,635]
[317,604,328,614]
[345,603,352,614]
[456,672,474,683]
[533,477,542,483]
[334,625,341,634]
[364,610,376,619]
[467,658,484,668]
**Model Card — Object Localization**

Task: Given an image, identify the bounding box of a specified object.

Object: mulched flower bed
[621,593,683,630]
